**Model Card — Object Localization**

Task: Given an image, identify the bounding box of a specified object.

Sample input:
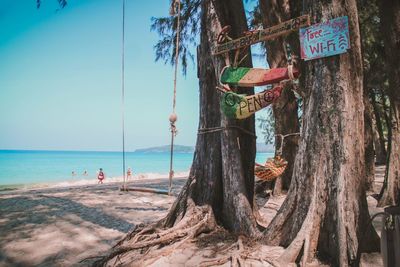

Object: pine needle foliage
[151,0,201,76]
[36,0,67,9]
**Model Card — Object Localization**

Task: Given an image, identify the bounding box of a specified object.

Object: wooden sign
[300,16,350,61]
[220,66,299,87]
[213,15,310,55]
[221,86,283,120]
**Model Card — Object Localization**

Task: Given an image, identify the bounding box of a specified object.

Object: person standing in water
[97,168,105,184]
[127,167,132,180]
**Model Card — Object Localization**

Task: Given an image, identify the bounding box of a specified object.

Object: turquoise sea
[0,150,274,188]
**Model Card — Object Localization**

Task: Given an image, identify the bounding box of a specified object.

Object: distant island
[134,143,274,153]
[134,145,194,153]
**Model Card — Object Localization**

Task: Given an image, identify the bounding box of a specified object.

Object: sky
[0,0,267,152]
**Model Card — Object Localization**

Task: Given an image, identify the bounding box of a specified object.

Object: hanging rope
[198,126,257,139]
[121,0,127,191]
[168,0,181,196]
[275,132,300,156]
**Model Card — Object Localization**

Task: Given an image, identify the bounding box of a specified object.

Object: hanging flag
[300,16,350,61]
[221,86,283,120]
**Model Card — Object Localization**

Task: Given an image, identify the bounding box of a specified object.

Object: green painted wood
[220,67,250,85]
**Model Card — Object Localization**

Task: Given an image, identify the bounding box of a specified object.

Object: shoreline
[0,171,190,193]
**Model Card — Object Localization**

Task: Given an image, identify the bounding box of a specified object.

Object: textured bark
[165,0,259,236]
[371,92,387,164]
[262,1,380,265]
[209,0,258,235]
[364,93,375,190]
[378,0,400,207]
[259,0,300,192]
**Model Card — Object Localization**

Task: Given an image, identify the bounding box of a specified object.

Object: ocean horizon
[0,150,274,189]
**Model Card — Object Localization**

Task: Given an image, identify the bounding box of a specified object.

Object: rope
[168,0,181,195]
[121,0,127,191]
[198,126,257,139]
[284,43,296,80]
[276,132,300,155]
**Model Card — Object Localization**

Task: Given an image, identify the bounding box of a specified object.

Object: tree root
[199,236,284,267]
[93,200,216,267]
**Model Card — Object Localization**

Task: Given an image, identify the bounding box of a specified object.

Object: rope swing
[121,0,127,191]
[168,0,181,195]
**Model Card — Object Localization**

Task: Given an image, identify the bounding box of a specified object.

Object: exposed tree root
[93,199,216,267]
[198,236,286,267]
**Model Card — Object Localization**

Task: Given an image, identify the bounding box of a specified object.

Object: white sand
[0,178,186,266]
[0,166,386,266]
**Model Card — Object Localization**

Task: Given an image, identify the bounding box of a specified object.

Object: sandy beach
[0,167,386,267]
[0,178,186,266]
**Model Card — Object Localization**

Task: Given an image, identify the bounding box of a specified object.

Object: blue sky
[0,0,267,151]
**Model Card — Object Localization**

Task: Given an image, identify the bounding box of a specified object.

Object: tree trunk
[371,91,387,164]
[262,1,380,265]
[94,1,261,265]
[364,92,375,190]
[165,0,259,236]
[259,0,300,193]
[378,0,400,207]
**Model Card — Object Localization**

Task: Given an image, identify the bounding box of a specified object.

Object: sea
[0,150,274,190]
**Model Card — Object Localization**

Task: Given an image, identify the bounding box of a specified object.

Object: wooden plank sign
[221,86,283,120]
[220,66,299,87]
[213,15,310,55]
[299,16,350,61]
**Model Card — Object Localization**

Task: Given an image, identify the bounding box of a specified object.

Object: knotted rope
[168,0,181,195]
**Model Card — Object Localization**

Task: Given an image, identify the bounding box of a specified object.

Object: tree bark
[262,1,380,265]
[378,0,400,207]
[165,0,259,236]
[364,92,375,190]
[259,0,300,193]
[370,91,387,164]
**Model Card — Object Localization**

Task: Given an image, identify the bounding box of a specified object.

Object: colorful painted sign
[213,15,310,55]
[220,66,299,87]
[299,16,350,61]
[221,86,283,120]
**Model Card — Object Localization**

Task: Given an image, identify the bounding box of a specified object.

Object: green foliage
[358,0,390,138]
[151,0,201,75]
[36,0,67,9]
[359,0,388,92]
[247,2,267,60]
[257,109,275,144]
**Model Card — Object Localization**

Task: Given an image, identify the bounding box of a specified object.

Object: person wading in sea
[97,168,105,184]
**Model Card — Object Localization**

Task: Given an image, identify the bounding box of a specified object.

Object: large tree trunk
[259,0,300,193]
[378,0,400,207]
[262,1,380,265]
[160,0,259,235]
[371,91,387,164]
[364,92,375,190]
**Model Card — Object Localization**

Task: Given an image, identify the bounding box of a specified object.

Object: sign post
[299,16,350,61]
[213,15,310,55]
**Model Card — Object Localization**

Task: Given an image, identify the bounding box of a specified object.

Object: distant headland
[134,143,274,153]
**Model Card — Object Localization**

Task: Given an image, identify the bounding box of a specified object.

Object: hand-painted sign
[213,15,310,55]
[300,16,350,61]
[220,66,299,87]
[221,86,283,120]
